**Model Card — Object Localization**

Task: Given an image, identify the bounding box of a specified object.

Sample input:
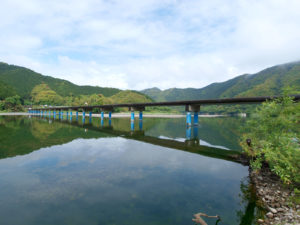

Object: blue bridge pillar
[82,110,86,124]
[194,112,199,125]
[139,111,143,121]
[108,111,112,126]
[129,106,145,131]
[185,105,200,127]
[89,111,92,124]
[101,111,104,126]
[186,112,192,127]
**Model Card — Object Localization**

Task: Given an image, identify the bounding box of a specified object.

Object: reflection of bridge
[30,95,300,127]
[32,114,247,165]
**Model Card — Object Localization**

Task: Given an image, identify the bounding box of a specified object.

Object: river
[0,115,262,225]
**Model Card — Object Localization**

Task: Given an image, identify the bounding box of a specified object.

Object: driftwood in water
[192,213,220,225]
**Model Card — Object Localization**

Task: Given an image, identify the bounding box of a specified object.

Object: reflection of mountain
[0,116,111,159]
[30,120,62,140]
[0,116,244,164]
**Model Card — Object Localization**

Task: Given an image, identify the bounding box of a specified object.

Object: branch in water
[192,213,221,225]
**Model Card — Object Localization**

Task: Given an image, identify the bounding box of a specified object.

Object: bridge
[30,95,300,126]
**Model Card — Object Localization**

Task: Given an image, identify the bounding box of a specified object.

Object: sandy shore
[0,112,225,118]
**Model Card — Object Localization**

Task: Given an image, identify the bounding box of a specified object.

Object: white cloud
[0,0,300,90]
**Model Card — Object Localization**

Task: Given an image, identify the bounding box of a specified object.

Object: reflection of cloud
[0,137,248,224]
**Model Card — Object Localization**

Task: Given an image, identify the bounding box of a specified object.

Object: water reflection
[0,134,251,225]
[0,116,259,225]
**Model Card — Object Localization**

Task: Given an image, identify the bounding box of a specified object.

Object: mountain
[141,61,300,101]
[0,80,17,100]
[109,90,153,104]
[0,62,120,99]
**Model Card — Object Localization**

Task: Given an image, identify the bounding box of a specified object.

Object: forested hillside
[0,62,120,99]
[0,62,152,111]
[141,61,300,101]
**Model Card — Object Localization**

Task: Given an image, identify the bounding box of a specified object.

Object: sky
[1,0,300,90]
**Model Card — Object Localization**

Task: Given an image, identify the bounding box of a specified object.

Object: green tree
[240,96,300,184]
[4,95,23,111]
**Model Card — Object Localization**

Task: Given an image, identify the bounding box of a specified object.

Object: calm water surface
[0,115,260,225]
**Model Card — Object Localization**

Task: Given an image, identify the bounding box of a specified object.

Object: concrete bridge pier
[101,111,104,126]
[66,111,69,119]
[60,110,64,120]
[89,111,92,124]
[53,110,56,119]
[82,110,86,123]
[108,111,112,126]
[185,105,200,126]
[129,106,145,131]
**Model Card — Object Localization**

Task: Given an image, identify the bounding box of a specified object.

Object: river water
[0,115,261,225]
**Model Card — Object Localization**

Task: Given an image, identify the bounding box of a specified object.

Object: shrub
[240,96,300,184]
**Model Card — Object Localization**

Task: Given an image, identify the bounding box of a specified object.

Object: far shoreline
[0,112,226,118]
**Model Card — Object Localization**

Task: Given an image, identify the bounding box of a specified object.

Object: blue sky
[1,0,300,90]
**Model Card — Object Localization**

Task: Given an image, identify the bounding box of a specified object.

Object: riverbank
[250,166,300,224]
[0,112,226,118]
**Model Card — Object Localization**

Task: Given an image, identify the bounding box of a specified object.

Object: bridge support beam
[76,111,78,121]
[185,105,200,126]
